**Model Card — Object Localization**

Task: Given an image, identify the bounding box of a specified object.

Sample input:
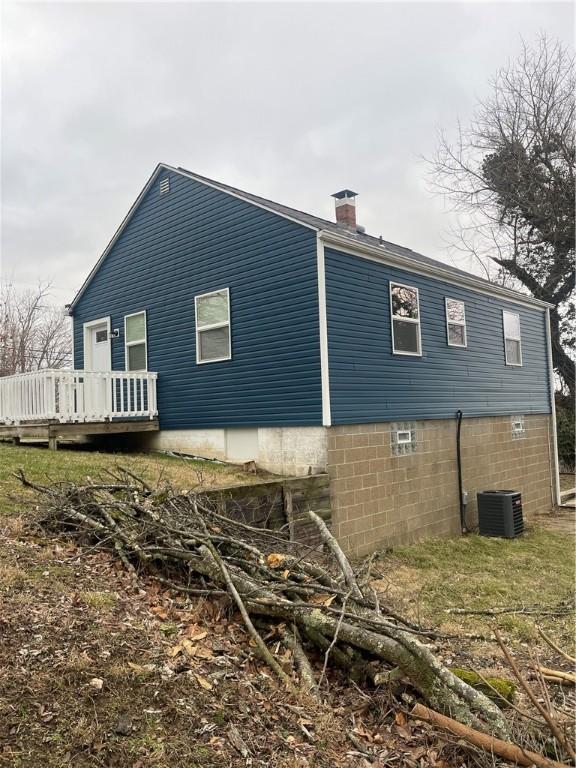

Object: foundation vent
[477,490,524,539]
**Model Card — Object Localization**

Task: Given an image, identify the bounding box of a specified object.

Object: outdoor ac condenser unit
[477,490,524,539]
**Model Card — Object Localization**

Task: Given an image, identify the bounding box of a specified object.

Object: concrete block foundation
[327,414,554,556]
[135,414,554,555]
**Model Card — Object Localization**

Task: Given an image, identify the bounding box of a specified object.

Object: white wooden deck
[0,369,159,448]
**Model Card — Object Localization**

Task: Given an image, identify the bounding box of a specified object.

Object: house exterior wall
[72,170,322,428]
[324,248,551,423]
[142,425,327,476]
[327,414,553,556]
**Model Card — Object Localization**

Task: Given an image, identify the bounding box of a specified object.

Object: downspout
[455,409,469,533]
[545,308,561,507]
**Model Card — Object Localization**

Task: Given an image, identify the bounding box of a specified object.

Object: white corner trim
[318,230,553,312]
[317,233,331,426]
[70,316,75,369]
[545,308,561,506]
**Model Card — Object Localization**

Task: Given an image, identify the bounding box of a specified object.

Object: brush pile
[14,467,554,754]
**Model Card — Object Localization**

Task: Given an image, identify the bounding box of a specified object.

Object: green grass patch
[381,527,575,648]
[0,442,265,517]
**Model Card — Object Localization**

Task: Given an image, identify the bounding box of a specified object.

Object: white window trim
[390,282,422,357]
[124,310,148,371]
[83,316,111,371]
[195,288,232,365]
[503,310,523,366]
[445,298,467,348]
[396,430,413,445]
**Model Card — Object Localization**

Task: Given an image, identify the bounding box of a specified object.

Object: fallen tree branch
[494,628,576,762]
[445,604,573,617]
[194,511,295,692]
[538,627,576,665]
[410,703,566,768]
[20,469,514,737]
[282,625,318,696]
[306,510,364,601]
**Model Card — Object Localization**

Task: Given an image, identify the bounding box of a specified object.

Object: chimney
[331,189,358,230]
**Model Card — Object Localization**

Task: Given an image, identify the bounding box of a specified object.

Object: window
[95,329,108,344]
[503,311,522,366]
[511,415,525,439]
[125,311,147,371]
[390,283,421,355]
[445,298,467,347]
[391,422,417,455]
[195,288,231,363]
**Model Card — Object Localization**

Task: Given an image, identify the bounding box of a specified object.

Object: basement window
[160,177,170,195]
[390,283,421,356]
[445,298,467,347]
[125,311,147,371]
[195,288,231,364]
[511,415,525,439]
[391,422,417,456]
[503,311,522,366]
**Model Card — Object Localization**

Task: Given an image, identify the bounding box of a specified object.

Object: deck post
[12,437,21,446]
[48,432,58,451]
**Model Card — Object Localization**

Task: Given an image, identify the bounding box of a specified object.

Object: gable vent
[160,177,170,195]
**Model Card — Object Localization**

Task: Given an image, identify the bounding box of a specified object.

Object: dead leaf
[394,711,407,727]
[195,674,213,691]
[309,593,337,606]
[88,677,104,691]
[184,626,208,641]
[266,553,286,568]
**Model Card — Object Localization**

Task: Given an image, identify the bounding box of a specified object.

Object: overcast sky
[1,1,573,307]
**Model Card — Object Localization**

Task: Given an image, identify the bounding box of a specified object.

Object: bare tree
[0,283,72,376]
[427,35,575,400]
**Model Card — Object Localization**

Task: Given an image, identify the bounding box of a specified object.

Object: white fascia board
[68,163,319,313]
[319,230,553,312]
[68,164,166,313]
[165,165,319,232]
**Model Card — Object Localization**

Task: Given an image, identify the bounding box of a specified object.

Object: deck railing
[0,369,158,425]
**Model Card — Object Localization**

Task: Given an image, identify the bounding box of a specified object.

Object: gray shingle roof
[176,166,489,286]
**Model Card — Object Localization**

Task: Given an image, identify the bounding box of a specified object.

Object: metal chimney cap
[331,189,358,200]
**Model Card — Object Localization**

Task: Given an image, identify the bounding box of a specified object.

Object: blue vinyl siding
[325,248,551,423]
[72,171,322,428]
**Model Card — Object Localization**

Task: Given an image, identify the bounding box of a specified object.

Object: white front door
[86,322,111,371]
[82,319,112,419]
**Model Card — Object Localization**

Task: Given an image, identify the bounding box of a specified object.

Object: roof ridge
[176,166,336,228]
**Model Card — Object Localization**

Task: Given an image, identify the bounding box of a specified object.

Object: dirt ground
[0,444,574,767]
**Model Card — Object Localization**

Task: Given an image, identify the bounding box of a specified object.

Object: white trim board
[68,162,553,315]
[545,308,561,507]
[319,231,552,312]
[389,281,422,357]
[124,310,148,372]
[194,287,232,365]
[316,233,331,426]
[69,165,165,312]
[83,316,111,371]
